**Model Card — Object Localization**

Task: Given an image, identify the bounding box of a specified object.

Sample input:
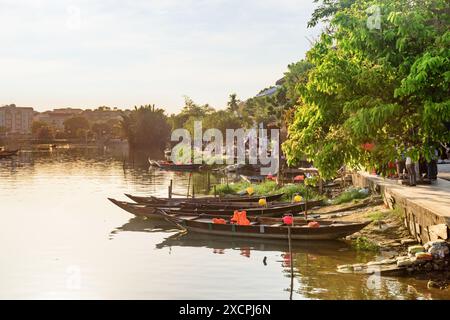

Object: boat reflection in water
[110,217,179,238]
[3,146,448,300]
[111,217,445,300]
[155,231,347,255]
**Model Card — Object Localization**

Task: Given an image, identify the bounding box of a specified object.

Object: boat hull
[125,193,285,204]
[0,149,19,158]
[108,198,322,220]
[108,198,165,218]
[168,216,370,241]
[182,225,365,240]
[148,159,202,171]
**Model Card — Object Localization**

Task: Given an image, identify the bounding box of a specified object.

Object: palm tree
[227,93,240,113]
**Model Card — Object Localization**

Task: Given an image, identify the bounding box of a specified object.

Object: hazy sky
[0,0,321,113]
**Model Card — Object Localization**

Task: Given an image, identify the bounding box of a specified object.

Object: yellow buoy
[258,198,267,206]
[246,187,254,195]
[293,195,303,203]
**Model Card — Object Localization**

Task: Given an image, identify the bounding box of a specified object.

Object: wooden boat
[109,198,262,220]
[120,198,266,210]
[148,159,202,171]
[164,200,322,216]
[108,198,176,218]
[0,149,19,158]
[158,210,371,241]
[109,198,322,218]
[124,192,285,204]
[125,195,269,209]
[156,201,265,209]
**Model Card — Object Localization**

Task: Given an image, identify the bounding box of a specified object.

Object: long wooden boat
[148,159,202,171]
[108,198,176,218]
[150,201,265,209]
[164,200,322,216]
[109,198,262,220]
[124,196,268,209]
[0,149,19,158]
[159,210,371,241]
[124,192,285,204]
[108,198,322,219]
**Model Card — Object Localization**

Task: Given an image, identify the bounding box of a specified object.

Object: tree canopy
[120,105,171,150]
[283,0,450,178]
[63,116,90,138]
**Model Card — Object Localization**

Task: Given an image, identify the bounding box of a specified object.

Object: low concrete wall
[352,173,449,244]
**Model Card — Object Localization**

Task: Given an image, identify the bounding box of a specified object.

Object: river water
[0,147,448,299]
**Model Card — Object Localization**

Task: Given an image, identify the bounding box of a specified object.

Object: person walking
[427,149,439,181]
[405,156,416,186]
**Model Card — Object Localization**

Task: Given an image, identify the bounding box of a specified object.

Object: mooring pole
[288,226,294,300]
[187,174,191,198]
[168,179,173,199]
[305,191,308,222]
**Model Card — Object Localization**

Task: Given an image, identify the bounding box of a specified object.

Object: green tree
[282,60,314,106]
[170,96,215,131]
[91,119,121,139]
[120,104,171,150]
[64,116,90,138]
[284,0,450,178]
[32,121,48,136]
[203,110,243,134]
[32,121,54,140]
[227,93,240,113]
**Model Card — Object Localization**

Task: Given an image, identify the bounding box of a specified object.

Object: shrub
[332,188,369,205]
[211,180,323,201]
[352,236,379,252]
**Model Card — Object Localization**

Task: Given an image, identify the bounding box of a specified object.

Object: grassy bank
[331,188,370,205]
[212,180,372,204]
[211,180,324,201]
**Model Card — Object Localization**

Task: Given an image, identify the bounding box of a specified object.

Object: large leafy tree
[284,0,450,178]
[121,104,171,150]
[32,121,54,140]
[169,96,215,131]
[64,116,90,138]
[203,110,243,134]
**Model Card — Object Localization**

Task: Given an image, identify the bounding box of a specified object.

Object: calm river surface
[0,147,448,299]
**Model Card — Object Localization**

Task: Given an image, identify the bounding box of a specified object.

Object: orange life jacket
[308,221,320,228]
[212,218,226,224]
[231,210,250,226]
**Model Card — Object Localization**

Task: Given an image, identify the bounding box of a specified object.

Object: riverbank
[212,178,450,290]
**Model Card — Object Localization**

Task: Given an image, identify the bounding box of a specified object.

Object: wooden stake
[288,226,294,300]
[304,188,308,222]
[187,174,191,198]
[168,179,173,199]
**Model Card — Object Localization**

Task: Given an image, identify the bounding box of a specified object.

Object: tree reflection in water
[113,216,449,300]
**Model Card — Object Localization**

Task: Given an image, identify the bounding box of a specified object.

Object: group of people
[396,152,439,187]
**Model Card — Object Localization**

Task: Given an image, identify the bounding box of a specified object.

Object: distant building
[0,104,34,134]
[34,108,83,129]
[81,108,123,123]
[255,85,281,98]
